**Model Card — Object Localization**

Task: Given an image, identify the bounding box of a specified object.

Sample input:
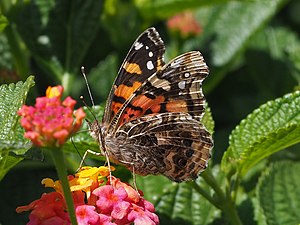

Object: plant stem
[199,170,243,225]
[188,181,219,207]
[49,148,78,225]
[202,170,226,197]
[222,198,243,225]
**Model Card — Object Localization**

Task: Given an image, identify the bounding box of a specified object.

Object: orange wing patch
[111,102,123,116]
[165,100,188,113]
[131,95,165,111]
[114,81,142,101]
[119,95,165,125]
[111,81,142,118]
[123,62,142,74]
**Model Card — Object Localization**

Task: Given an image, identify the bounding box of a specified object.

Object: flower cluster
[16,167,159,225]
[17,86,86,147]
[167,11,202,38]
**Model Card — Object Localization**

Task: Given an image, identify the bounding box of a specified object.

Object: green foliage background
[1,0,300,224]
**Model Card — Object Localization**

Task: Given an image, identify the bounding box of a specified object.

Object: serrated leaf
[256,161,300,225]
[140,166,223,225]
[202,105,214,135]
[212,0,288,66]
[221,91,300,176]
[0,76,35,181]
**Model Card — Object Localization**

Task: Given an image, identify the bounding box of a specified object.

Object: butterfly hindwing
[105,112,213,182]
[103,27,165,125]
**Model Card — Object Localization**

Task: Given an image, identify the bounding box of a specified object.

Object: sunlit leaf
[256,161,300,225]
[212,0,288,66]
[222,91,300,176]
[0,76,35,181]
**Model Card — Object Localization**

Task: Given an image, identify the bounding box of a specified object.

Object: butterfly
[89,27,213,182]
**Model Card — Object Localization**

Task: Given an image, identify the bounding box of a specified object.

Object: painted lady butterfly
[89,27,213,182]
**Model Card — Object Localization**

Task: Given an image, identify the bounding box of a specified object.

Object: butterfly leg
[119,160,140,195]
[103,150,113,184]
[77,149,102,172]
[77,149,113,183]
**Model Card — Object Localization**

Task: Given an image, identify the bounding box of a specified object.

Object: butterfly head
[87,119,107,154]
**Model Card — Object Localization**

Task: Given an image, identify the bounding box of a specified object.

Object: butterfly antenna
[70,136,83,162]
[81,66,95,107]
[79,95,98,123]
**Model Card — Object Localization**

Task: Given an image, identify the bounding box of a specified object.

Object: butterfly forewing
[103,27,165,125]
[113,51,209,129]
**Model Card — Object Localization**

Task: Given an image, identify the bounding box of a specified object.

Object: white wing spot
[147,61,154,70]
[134,42,143,50]
[178,81,186,89]
[149,51,153,57]
[184,72,190,78]
[145,46,149,49]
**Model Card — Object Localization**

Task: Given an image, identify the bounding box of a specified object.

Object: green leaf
[13,1,103,89]
[134,0,240,20]
[212,0,288,66]
[63,105,104,158]
[256,161,300,225]
[221,91,300,176]
[248,26,300,84]
[0,14,9,31]
[202,105,214,135]
[0,76,35,181]
[88,54,118,102]
[46,0,103,72]
[139,166,222,225]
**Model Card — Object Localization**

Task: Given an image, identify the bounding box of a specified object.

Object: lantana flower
[167,11,202,38]
[17,166,159,225]
[17,85,86,147]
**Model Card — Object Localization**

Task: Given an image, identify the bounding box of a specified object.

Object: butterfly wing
[103,27,165,125]
[110,51,209,131]
[105,112,213,182]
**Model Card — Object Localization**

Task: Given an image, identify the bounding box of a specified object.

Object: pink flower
[167,11,202,38]
[17,86,86,147]
[93,176,159,224]
[76,205,100,225]
[94,185,130,219]
[109,177,141,203]
[17,168,160,225]
[128,199,159,225]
